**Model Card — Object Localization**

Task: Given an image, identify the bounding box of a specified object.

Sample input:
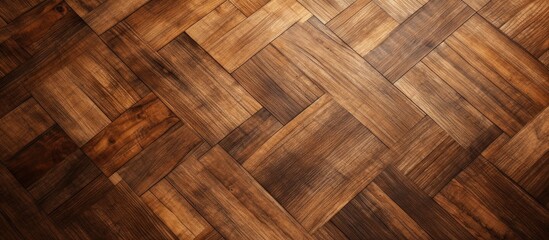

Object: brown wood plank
[272,18,424,146]
[32,69,111,146]
[313,221,348,240]
[230,0,270,16]
[167,146,312,239]
[372,0,427,23]
[0,38,29,78]
[366,0,474,82]
[232,44,324,124]
[479,0,534,27]
[126,0,223,50]
[28,150,101,213]
[83,93,179,176]
[219,108,283,163]
[0,0,43,22]
[435,157,549,239]
[0,165,65,239]
[2,125,78,188]
[327,0,399,56]
[117,122,205,195]
[462,0,489,11]
[297,0,354,23]
[501,0,549,57]
[395,62,501,154]
[243,95,388,231]
[0,98,54,161]
[196,0,310,72]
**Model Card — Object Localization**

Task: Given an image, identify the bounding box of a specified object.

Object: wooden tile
[0,98,54,161]
[167,146,312,239]
[32,68,111,146]
[0,38,29,78]
[372,0,427,23]
[104,24,260,144]
[0,165,65,239]
[219,108,283,163]
[143,179,220,239]
[446,15,549,113]
[3,125,78,188]
[28,150,101,213]
[83,93,179,176]
[186,1,246,48]
[374,167,474,239]
[313,222,347,239]
[197,0,310,72]
[51,176,176,239]
[488,107,549,204]
[366,0,474,82]
[539,50,549,67]
[0,80,30,118]
[117,122,204,195]
[297,0,354,23]
[395,62,501,154]
[126,0,224,50]
[435,157,549,239]
[423,42,534,135]
[232,44,324,124]
[230,0,270,16]
[67,0,149,34]
[272,18,424,146]
[462,0,490,11]
[0,0,43,22]
[480,0,534,27]
[243,96,388,231]
[328,0,399,56]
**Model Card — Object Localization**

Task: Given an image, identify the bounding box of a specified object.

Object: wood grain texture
[168,146,312,239]
[395,62,501,154]
[297,0,354,23]
[0,0,43,22]
[233,44,324,124]
[272,18,424,146]
[196,0,311,72]
[366,0,474,82]
[372,0,427,23]
[83,93,179,176]
[328,0,398,56]
[244,96,388,231]
[230,0,270,16]
[126,0,223,50]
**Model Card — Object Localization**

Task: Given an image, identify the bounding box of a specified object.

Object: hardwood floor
[0,0,548,239]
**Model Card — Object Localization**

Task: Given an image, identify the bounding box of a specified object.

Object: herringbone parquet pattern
[0,0,548,239]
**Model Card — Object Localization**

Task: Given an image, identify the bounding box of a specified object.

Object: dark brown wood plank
[219,108,283,163]
[243,95,389,231]
[232,44,324,124]
[167,146,312,239]
[313,221,348,240]
[0,38,29,78]
[83,93,179,176]
[365,0,474,82]
[0,0,43,22]
[272,18,424,146]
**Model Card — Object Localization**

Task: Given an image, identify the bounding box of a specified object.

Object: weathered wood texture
[1,0,548,238]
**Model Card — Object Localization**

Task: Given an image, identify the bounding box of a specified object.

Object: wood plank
[479,0,534,27]
[313,222,348,240]
[0,0,42,22]
[219,108,283,163]
[297,0,354,23]
[167,146,312,239]
[327,0,399,56]
[0,165,65,239]
[395,62,501,154]
[423,42,534,135]
[186,1,246,49]
[244,95,388,231]
[435,157,549,239]
[51,176,177,239]
[197,0,311,72]
[272,18,424,146]
[143,179,220,239]
[488,107,549,204]
[32,68,111,146]
[0,38,29,78]
[446,15,549,112]
[67,0,150,34]
[372,0,427,23]
[2,125,78,188]
[0,80,30,118]
[83,93,179,176]
[230,0,270,16]
[374,167,474,239]
[28,150,101,213]
[462,0,489,11]
[365,0,474,82]
[103,23,260,144]
[232,44,324,124]
[0,98,54,161]
[126,0,224,50]
[117,122,204,195]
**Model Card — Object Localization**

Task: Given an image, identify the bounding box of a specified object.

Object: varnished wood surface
[0,0,548,239]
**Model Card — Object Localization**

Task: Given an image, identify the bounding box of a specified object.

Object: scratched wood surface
[0,0,548,239]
